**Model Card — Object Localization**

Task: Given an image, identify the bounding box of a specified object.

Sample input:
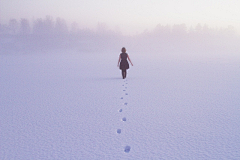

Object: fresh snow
[1,51,240,159]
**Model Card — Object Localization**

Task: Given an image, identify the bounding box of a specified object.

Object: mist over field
[1,14,240,159]
[1,16,239,58]
[1,0,240,159]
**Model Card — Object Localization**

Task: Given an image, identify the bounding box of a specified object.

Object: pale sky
[1,0,240,35]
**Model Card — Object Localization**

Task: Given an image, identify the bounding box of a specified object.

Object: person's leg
[122,69,125,79]
[122,69,127,79]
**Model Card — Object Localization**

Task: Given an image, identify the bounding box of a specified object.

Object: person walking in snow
[117,47,133,79]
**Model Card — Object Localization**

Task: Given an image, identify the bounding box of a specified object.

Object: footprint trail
[117,129,121,134]
[124,146,131,153]
[122,117,126,122]
[115,79,131,153]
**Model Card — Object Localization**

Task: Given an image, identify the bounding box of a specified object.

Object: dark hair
[121,47,126,53]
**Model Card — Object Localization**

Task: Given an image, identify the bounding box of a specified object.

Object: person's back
[117,47,133,79]
[120,53,128,61]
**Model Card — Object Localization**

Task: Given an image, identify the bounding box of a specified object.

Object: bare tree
[222,25,236,36]
[71,22,79,34]
[32,16,55,35]
[20,19,31,35]
[195,23,203,35]
[33,18,44,35]
[44,16,54,35]
[8,19,19,34]
[55,17,68,35]
[172,24,187,36]
[153,24,171,37]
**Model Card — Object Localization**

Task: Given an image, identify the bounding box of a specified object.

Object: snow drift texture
[1,27,240,159]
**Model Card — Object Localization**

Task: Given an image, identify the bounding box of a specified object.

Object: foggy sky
[1,0,240,35]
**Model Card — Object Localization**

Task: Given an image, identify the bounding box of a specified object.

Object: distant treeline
[0,16,118,36]
[0,16,238,36]
[0,16,239,53]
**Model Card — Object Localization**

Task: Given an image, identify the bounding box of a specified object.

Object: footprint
[124,103,128,105]
[125,93,128,95]
[125,87,127,89]
[123,90,126,91]
[117,129,121,134]
[124,146,131,153]
[122,117,126,121]
[119,109,122,112]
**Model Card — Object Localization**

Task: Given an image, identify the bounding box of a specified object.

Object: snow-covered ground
[1,50,240,159]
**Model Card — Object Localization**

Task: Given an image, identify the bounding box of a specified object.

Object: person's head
[121,47,126,53]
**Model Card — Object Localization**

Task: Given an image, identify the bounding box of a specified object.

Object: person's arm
[117,55,121,67]
[127,55,133,66]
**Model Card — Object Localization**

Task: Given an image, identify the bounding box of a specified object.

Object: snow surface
[1,50,240,159]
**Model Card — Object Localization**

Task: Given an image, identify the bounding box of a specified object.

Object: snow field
[1,51,240,159]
